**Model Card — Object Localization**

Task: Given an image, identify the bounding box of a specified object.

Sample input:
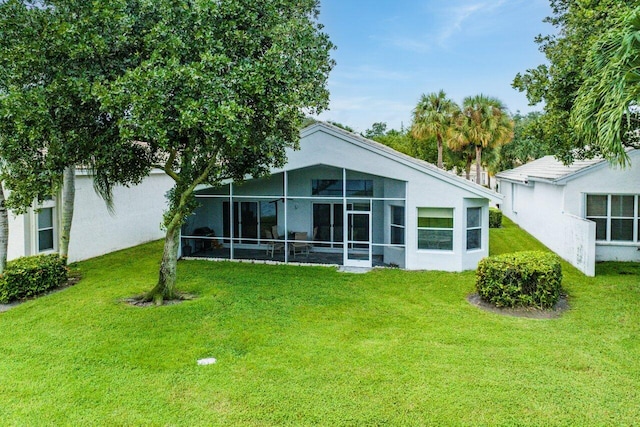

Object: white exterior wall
[6,210,28,261]
[6,171,172,263]
[563,153,640,263]
[66,171,172,263]
[280,127,495,271]
[498,151,640,272]
[498,179,598,275]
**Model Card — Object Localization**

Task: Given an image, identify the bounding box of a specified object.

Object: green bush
[489,207,502,228]
[0,254,68,303]
[476,251,562,309]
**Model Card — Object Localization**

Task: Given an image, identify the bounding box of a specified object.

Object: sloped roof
[301,122,502,202]
[495,155,605,184]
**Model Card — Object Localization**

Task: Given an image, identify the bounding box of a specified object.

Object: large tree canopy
[512,0,637,164]
[0,0,333,302]
[95,0,334,303]
[571,6,640,166]
[411,90,460,170]
[451,95,514,184]
[0,0,148,211]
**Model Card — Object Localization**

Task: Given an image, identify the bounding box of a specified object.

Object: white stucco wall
[563,153,640,263]
[498,151,640,271]
[280,126,497,272]
[498,179,598,275]
[6,171,173,263]
[66,171,172,262]
[6,210,28,261]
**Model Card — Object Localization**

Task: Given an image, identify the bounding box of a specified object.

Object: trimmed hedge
[0,254,68,303]
[489,207,502,228]
[476,251,562,309]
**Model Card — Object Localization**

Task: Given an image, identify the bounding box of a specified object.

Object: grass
[0,217,638,425]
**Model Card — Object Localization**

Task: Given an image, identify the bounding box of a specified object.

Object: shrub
[0,254,68,303]
[489,207,502,228]
[476,251,562,309]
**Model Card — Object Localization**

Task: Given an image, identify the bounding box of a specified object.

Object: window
[37,207,55,252]
[417,208,453,250]
[466,207,482,250]
[586,195,608,240]
[586,194,639,242]
[390,206,404,245]
[312,179,373,197]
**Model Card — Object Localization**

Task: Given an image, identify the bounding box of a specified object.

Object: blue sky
[314,0,553,133]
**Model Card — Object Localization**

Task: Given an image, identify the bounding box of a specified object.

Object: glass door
[344,210,371,267]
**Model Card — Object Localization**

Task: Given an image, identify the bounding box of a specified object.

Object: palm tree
[411,90,460,169]
[571,6,640,166]
[452,94,514,184]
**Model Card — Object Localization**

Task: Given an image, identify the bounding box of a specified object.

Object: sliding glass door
[312,203,343,248]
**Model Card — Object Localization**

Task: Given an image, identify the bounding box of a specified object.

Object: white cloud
[382,0,513,52]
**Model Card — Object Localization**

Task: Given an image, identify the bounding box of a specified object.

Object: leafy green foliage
[451,94,514,183]
[513,0,637,164]
[411,91,460,169]
[495,112,551,171]
[0,254,67,303]
[476,251,563,309]
[489,207,502,228]
[571,6,640,166]
[0,0,150,213]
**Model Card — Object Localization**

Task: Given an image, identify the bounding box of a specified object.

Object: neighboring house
[181,122,502,271]
[496,149,640,276]
[7,170,173,263]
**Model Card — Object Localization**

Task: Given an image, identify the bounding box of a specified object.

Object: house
[180,122,502,271]
[496,149,640,276]
[7,170,173,263]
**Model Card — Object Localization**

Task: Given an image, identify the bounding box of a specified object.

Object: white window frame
[585,194,639,243]
[34,198,57,254]
[390,205,405,245]
[466,207,482,251]
[417,207,454,251]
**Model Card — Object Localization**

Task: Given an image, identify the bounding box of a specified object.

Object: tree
[513,0,637,163]
[496,112,550,171]
[0,0,148,259]
[447,144,476,180]
[0,183,7,273]
[452,95,514,184]
[96,0,334,303]
[363,122,387,139]
[571,6,640,166]
[410,90,460,169]
[327,121,355,133]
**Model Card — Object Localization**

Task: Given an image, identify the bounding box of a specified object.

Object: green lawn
[1,218,638,426]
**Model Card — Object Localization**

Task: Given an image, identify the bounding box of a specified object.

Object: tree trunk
[0,183,8,274]
[475,145,483,184]
[59,165,75,260]
[465,157,472,180]
[487,173,491,189]
[436,134,443,169]
[146,221,180,304]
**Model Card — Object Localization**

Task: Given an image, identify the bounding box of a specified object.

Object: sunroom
[179,122,501,271]
[180,165,407,268]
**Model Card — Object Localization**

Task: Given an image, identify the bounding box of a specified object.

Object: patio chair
[264,230,285,258]
[290,227,316,258]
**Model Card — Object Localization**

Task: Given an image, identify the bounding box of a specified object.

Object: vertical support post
[284,170,288,263]
[230,182,234,260]
[342,168,347,264]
